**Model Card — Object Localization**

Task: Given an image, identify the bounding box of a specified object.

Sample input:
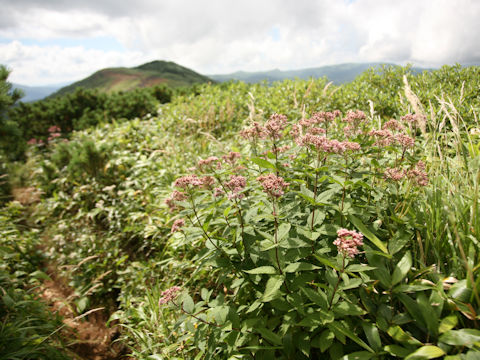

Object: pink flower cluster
[165,190,188,210]
[384,167,405,181]
[310,110,342,124]
[225,175,246,200]
[158,286,182,305]
[343,110,367,124]
[297,134,360,154]
[222,151,241,165]
[174,175,214,189]
[264,113,288,140]
[407,161,428,186]
[197,156,220,170]
[171,219,185,233]
[47,125,62,141]
[368,130,414,148]
[382,119,404,132]
[334,229,364,258]
[48,125,61,133]
[257,173,290,198]
[239,122,267,140]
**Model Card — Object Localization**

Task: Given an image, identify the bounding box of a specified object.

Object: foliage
[0,202,69,359]
[3,64,480,359]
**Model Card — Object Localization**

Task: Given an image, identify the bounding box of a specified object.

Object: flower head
[264,113,288,140]
[384,167,405,181]
[225,175,246,200]
[158,286,182,305]
[407,161,428,186]
[257,173,289,198]
[171,219,185,233]
[334,229,364,258]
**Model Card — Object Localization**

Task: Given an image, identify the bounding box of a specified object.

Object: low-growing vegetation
[1,64,479,359]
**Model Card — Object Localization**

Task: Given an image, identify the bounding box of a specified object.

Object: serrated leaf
[301,287,328,308]
[277,223,291,242]
[392,251,412,286]
[244,266,277,274]
[405,345,445,359]
[284,262,320,272]
[348,215,388,253]
[314,254,341,271]
[261,275,284,302]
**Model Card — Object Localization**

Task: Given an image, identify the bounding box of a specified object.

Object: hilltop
[209,62,429,84]
[51,60,213,97]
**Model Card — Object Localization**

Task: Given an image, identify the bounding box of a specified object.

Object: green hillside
[51,60,213,97]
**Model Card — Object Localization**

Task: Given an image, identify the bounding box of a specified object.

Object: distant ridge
[51,60,213,97]
[13,83,65,102]
[209,63,430,84]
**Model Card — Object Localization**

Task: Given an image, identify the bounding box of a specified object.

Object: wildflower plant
[159,109,478,359]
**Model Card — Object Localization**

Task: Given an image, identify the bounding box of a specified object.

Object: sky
[0,0,479,86]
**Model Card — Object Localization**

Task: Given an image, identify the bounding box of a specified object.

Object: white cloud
[0,41,149,85]
[0,0,479,85]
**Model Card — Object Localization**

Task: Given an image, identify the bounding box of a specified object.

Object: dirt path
[38,265,126,360]
[13,186,128,359]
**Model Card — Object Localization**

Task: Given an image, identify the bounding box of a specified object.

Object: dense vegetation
[1,64,479,359]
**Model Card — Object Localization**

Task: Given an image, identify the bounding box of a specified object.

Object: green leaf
[384,345,413,358]
[333,301,367,317]
[29,270,51,281]
[417,293,438,337]
[261,275,284,302]
[348,215,388,253]
[257,327,282,345]
[301,287,328,308]
[244,266,277,274]
[211,305,229,325]
[439,329,480,348]
[346,264,377,272]
[312,329,334,352]
[405,346,445,360]
[362,322,381,351]
[329,322,374,353]
[439,315,458,334]
[314,254,341,271]
[284,262,320,272]
[392,251,412,286]
[251,157,276,170]
[183,294,195,313]
[341,351,375,360]
[387,325,422,346]
[297,309,334,326]
[277,223,291,242]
